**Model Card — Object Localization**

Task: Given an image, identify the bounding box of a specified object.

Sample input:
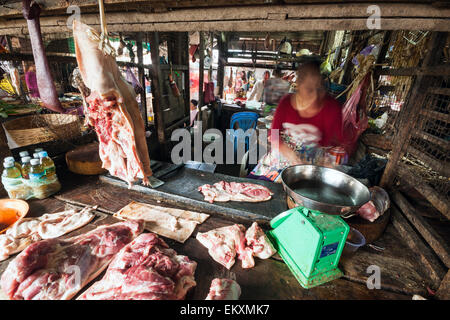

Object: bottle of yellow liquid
[2,160,22,180]
[1,160,23,199]
[38,151,56,178]
[21,156,32,180]
[4,156,21,172]
[29,158,45,183]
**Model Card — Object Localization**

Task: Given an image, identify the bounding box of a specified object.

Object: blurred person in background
[248,70,270,102]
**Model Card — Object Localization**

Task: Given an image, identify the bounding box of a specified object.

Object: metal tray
[280,165,370,216]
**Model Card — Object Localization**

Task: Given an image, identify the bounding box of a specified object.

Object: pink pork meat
[198,181,273,203]
[78,233,197,300]
[0,220,143,300]
[73,20,152,187]
[205,278,241,300]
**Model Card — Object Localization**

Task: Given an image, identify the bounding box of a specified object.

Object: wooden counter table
[0,171,433,300]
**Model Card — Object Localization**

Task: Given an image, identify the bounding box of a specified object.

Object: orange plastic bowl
[0,199,29,234]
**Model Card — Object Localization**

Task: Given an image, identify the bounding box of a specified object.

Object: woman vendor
[249,61,347,182]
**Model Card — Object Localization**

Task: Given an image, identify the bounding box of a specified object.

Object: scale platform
[267,206,349,289]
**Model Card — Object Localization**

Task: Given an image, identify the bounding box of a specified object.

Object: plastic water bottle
[19,151,29,159]
[3,156,21,172]
[29,158,45,183]
[2,160,22,180]
[33,152,40,159]
[34,148,44,154]
[2,160,23,199]
[38,151,56,178]
[21,156,32,180]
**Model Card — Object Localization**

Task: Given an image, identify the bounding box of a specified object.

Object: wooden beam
[407,146,450,178]
[225,62,282,70]
[390,205,446,289]
[380,32,447,188]
[1,4,450,34]
[391,190,450,268]
[436,270,450,300]
[420,109,450,123]
[396,163,450,220]
[377,65,450,76]
[361,133,392,151]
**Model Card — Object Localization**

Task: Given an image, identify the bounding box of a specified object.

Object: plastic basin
[342,227,366,257]
[0,199,29,234]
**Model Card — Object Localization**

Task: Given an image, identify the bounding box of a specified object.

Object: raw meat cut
[356,201,379,222]
[197,223,275,270]
[205,278,241,300]
[245,222,277,259]
[22,0,64,113]
[198,181,273,203]
[114,201,209,243]
[37,206,97,239]
[0,220,143,300]
[356,186,390,222]
[78,233,197,300]
[197,224,253,269]
[73,20,152,187]
[0,206,96,261]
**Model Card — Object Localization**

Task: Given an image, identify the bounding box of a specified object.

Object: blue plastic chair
[228,112,259,156]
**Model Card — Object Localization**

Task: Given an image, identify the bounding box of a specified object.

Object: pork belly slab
[73,20,152,187]
[0,206,96,261]
[78,233,197,300]
[0,220,143,300]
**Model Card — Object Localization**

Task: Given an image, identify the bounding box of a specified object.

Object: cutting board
[66,142,106,175]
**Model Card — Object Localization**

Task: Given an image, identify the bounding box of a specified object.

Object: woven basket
[3,114,81,147]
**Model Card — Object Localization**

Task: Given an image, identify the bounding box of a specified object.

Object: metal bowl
[281,165,370,216]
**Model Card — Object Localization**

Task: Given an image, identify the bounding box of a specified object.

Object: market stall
[0,0,449,302]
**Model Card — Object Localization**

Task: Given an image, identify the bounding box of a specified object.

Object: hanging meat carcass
[22,0,64,113]
[72,20,152,187]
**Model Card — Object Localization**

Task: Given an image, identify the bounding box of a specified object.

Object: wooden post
[149,32,166,145]
[379,32,447,188]
[338,32,355,85]
[436,270,450,300]
[198,31,205,110]
[217,32,226,98]
[136,32,147,127]
[183,32,190,117]
[375,31,392,65]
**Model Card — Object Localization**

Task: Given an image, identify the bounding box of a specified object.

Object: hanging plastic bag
[320,50,332,75]
[342,75,370,154]
[125,66,144,95]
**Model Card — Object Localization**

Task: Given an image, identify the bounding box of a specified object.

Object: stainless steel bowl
[281,165,370,216]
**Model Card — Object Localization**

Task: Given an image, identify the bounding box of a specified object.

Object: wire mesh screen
[370,31,431,139]
[400,75,450,202]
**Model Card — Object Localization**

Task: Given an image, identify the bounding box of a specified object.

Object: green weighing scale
[267,165,371,289]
